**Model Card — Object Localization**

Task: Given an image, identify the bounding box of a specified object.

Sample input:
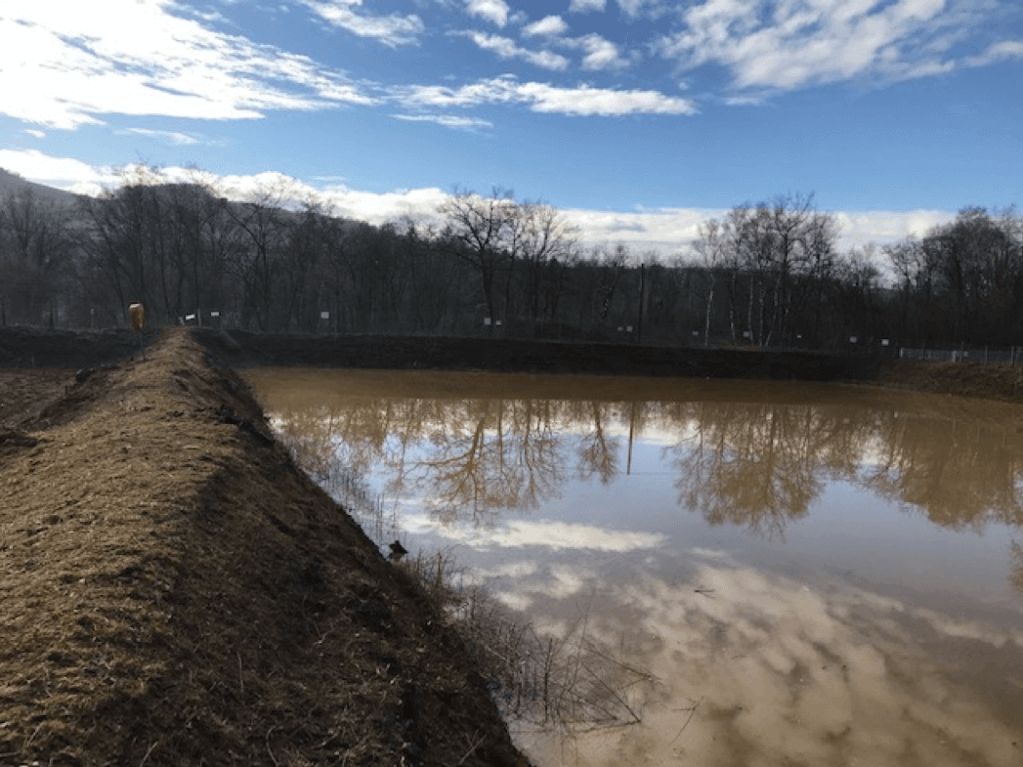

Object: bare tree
[0,188,73,325]
[439,188,519,328]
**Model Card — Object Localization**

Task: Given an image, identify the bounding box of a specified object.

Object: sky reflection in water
[248,369,1023,767]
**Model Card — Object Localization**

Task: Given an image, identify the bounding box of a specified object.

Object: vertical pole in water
[627,401,636,476]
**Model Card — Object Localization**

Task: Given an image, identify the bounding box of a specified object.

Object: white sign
[742,330,751,339]
[495,320,503,327]
[210,311,220,318]
[320,311,330,320]
[185,313,196,321]
[484,317,492,326]
[849,336,858,344]
[881,338,890,347]
[626,325,633,332]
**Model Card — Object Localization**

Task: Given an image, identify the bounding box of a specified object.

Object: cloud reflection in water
[250,370,1023,766]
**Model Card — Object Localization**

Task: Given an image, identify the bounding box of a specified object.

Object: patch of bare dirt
[878,359,1023,403]
[0,369,73,427]
[0,329,526,767]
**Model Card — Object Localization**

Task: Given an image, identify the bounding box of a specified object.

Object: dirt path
[0,329,525,767]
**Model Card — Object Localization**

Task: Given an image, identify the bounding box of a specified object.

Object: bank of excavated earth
[195,329,1023,404]
[0,329,527,767]
[3,325,1023,403]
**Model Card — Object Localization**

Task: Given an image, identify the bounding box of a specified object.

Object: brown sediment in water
[0,329,527,767]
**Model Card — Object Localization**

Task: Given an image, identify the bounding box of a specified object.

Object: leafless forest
[1,172,1020,349]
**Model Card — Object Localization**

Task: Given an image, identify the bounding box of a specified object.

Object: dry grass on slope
[0,329,526,767]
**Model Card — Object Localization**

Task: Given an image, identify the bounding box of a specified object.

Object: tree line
[0,173,1020,350]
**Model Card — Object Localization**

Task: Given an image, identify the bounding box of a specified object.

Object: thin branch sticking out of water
[401,550,659,733]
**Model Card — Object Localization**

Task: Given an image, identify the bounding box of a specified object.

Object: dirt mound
[196,329,877,382]
[879,359,1023,403]
[0,329,526,767]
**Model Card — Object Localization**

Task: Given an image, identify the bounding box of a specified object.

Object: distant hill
[0,169,79,207]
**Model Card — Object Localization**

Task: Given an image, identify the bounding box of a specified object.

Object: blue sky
[1,0,1021,251]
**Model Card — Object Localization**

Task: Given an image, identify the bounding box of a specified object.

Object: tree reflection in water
[1013,541,1023,594]
[408,398,566,524]
[251,372,1023,765]
[262,381,1023,541]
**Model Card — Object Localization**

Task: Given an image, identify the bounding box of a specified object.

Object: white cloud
[22,129,46,139]
[831,209,954,247]
[569,0,606,12]
[459,31,569,70]
[518,81,691,115]
[722,94,768,106]
[585,563,1023,767]
[464,0,510,27]
[522,15,569,37]
[562,205,952,254]
[0,0,372,129]
[405,515,668,552]
[0,148,118,196]
[0,149,956,254]
[656,0,1010,92]
[403,76,696,116]
[391,112,493,130]
[573,33,629,70]
[964,39,1023,67]
[302,0,424,47]
[493,591,533,611]
[120,128,202,146]
[616,0,662,17]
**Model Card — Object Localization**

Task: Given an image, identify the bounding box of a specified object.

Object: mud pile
[0,330,525,766]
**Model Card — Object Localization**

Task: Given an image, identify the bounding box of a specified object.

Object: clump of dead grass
[400,550,658,734]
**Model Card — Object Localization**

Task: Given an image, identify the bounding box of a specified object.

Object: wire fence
[898,347,1023,365]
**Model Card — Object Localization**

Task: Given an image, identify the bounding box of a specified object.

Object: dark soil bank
[877,357,1023,403]
[0,330,526,767]
[198,329,878,382]
[0,326,159,369]
[199,329,1023,403]
[6,324,1022,402]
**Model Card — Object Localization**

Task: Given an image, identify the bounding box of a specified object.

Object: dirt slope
[877,358,1023,403]
[199,330,1023,403]
[0,326,159,369]
[197,329,876,382]
[0,369,72,427]
[0,329,525,767]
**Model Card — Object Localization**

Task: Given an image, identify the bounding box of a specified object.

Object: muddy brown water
[246,368,1023,767]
